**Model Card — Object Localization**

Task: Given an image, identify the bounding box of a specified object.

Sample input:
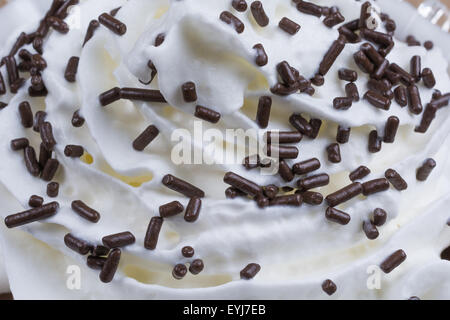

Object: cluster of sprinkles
[1,0,449,293]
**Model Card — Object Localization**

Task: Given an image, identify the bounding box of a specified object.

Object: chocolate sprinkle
[325,207,351,225]
[29,195,44,208]
[83,20,100,46]
[24,146,40,177]
[64,56,79,82]
[5,201,59,228]
[349,166,370,181]
[394,86,407,107]
[256,96,272,128]
[326,182,363,207]
[220,11,245,34]
[250,1,269,27]
[184,197,202,223]
[319,38,345,76]
[416,158,436,181]
[322,279,337,296]
[18,101,33,128]
[172,264,188,280]
[301,191,323,205]
[368,130,382,153]
[162,174,205,198]
[102,232,136,248]
[64,233,92,255]
[407,85,423,114]
[345,83,360,102]
[47,182,59,197]
[144,216,163,250]
[278,17,300,35]
[326,143,341,163]
[297,173,330,192]
[98,13,127,35]
[232,0,248,12]
[362,178,390,196]
[189,259,204,275]
[385,169,408,191]
[64,145,84,158]
[195,105,221,123]
[240,263,260,279]
[133,125,159,151]
[380,249,407,273]
[336,126,351,144]
[372,208,387,226]
[99,248,121,283]
[41,158,59,181]
[159,201,184,218]
[182,246,194,258]
[71,200,100,223]
[383,116,399,143]
[422,68,436,89]
[11,138,29,151]
[224,172,262,197]
[253,43,268,66]
[292,158,321,175]
[181,81,197,103]
[363,220,379,240]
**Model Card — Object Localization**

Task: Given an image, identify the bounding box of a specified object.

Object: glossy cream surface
[0,0,449,299]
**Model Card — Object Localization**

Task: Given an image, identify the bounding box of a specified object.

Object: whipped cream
[0,0,449,299]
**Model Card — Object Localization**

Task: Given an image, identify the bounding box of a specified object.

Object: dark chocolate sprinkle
[326,182,363,207]
[363,220,379,240]
[278,17,300,35]
[47,182,59,197]
[322,279,337,296]
[372,208,387,226]
[159,201,184,218]
[240,263,260,279]
[195,105,221,123]
[98,13,127,35]
[220,11,245,34]
[172,264,187,280]
[385,169,407,191]
[416,158,436,181]
[41,158,59,181]
[99,248,121,283]
[102,232,136,248]
[182,246,195,258]
[64,56,79,82]
[297,173,329,192]
[325,207,351,225]
[64,233,92,255]
[362,178,390,196]
[162,174,205,198]
[380,249,406,273]
[24,146,40,177]
[223,172,262,197]
[327,143,341,163]
[4,201,59,228]
[29,195,44,208]
[10,138,29,151]
[64,145,84,158]
[189,259,204,275]
[133,125,159,151]
[253,43,268,66]
[184,197,202,223]
[71,200,100,223]
[349,166,371,181]
[144,216,163,250]
[232,0,248,12]
[250,1,269,27]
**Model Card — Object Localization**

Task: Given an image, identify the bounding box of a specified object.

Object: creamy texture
[0,0,449,299]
